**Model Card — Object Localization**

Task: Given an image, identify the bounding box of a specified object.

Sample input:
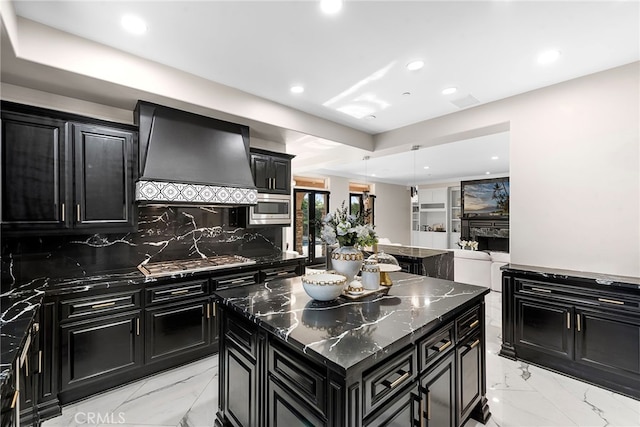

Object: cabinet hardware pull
[213,302,216,317]
[438,340,452,352]
[171,289,190,295]
[61,203,65,222]
[136,318,140,336]
[531,287,551,293]
[10,390,19,409]
[39,350,42,374]
[566,312,571,329]
[206,304,210,319]
[598,298,624,305]
[76,204,81,222]
[576,314,581,332]
[427,390,431,420]
[389,371,411,389]
[276,271,290,276]
[92,301,116,309]
[33,322,39,333]
[470,339,481,349]
[469,319,480,328]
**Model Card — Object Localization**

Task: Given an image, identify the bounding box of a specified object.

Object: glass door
[294,190,330,267]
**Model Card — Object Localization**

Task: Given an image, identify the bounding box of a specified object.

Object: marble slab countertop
[0,251,303,384]
[214,272,489,374]
[376,244,451,259]
[502,263,640,291]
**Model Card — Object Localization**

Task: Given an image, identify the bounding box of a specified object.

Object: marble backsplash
[1,206,283,290]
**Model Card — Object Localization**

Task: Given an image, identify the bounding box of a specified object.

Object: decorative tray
[340,286,390,300]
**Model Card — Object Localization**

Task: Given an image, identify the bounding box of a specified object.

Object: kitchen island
[214,272,490,426]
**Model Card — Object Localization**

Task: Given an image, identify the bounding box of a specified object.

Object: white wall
[370,182,411,245]
[376,62,640,278]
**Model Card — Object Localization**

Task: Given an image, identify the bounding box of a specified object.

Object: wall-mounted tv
[461,177,510,219]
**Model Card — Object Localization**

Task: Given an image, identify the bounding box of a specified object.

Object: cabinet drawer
[60,290,141,321]
[224,311,257,359]
[261,265,300,283]
[363,346,417,417]
[456,305,481,341]
[269,339,326,414]
[146,279,209,305]
[419,322,454,371]
[215,272,259,290]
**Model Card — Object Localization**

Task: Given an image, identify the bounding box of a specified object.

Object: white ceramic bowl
[301,273,347,301]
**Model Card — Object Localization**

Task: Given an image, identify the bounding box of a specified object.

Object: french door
[294,190,330,267]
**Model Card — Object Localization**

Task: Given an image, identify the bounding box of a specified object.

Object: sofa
[453,250,510,291]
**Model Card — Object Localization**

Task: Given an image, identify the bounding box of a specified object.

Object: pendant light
[411,145,420,202]
[363,155,370,202]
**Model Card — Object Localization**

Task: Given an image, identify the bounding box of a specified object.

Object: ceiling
[7,0,640,185]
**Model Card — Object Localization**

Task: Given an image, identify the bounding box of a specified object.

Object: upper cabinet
[249,148,294,194]
[1,102,138,234]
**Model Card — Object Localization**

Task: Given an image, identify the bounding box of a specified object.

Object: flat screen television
[461,177,509,219]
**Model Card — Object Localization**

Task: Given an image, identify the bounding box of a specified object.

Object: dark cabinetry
[217,299,488,427]
[1,102,137,234]
[250,148,293,194]
[59,303,143,401]
[501,269,640,399]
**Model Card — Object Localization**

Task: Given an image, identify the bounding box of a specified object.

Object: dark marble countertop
[0,251,304,384]
[214,272,489,374]
[376,244,451,259]
[502,263,640,291]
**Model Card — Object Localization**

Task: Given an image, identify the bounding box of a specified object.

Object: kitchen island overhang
[214,272,491,426]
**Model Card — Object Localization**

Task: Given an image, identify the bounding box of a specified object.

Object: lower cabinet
[145,298,210,363]
[421,353,455,427]
[457,331,482,424]
[502,271,640,399]
[223,341,258,427]
[59,310,143,394]
[364,384,421,427]
[267,376,326,427]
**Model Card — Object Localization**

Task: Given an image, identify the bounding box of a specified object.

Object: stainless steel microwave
[248,193,291,226]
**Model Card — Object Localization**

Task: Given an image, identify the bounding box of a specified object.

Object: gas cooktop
[137,255,256,278]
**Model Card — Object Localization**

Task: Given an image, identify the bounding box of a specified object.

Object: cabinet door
[1,112,67,230]
[515,296,573,360]
[271,157,291,194]
[364,384,421,427]
[421,353,455,427]
[457,331,482,424]
[575,308,640,376]
[60,311,143,391]
[223,342,258,427]
[73,123,135,230]
[268,376,326,427]
[145,299,210,363]
[431,232,448,250]
[251,153,271,191]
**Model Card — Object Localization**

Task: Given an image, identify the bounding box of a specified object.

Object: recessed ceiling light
[423,166,429,170]
[290,85,304,94]
[491,156,499,160]
[364,115,376,120]
[402,92,411,96]
[485,171,491,175]
[406,60,424,71]
[537,49,561,65]
[442,87,457,95]
[121,14,147,35]
[320,0,343,14]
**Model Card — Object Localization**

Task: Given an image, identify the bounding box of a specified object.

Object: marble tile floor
[43,291,639,427]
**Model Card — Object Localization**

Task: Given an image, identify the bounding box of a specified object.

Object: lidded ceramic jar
[361,259,380,290]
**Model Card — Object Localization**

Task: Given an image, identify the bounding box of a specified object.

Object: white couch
[453,250,510,291]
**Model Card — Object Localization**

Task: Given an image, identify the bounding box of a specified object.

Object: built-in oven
[249,193,291,225]
[228,193,287,227]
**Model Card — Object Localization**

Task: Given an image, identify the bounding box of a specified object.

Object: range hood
[135,101,257,206]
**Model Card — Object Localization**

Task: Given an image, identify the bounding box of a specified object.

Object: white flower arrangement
[319,201,378,247]
[458,240,479,251]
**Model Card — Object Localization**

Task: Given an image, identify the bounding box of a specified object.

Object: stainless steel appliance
[137,255,256,278]
[247,193,291,226]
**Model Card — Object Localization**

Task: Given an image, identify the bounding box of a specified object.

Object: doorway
[294,189,330,267]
